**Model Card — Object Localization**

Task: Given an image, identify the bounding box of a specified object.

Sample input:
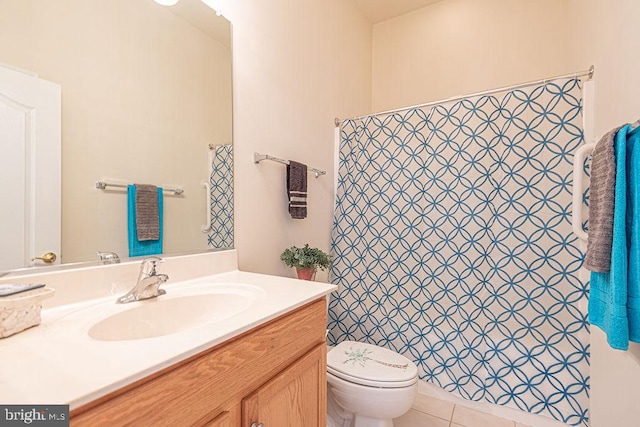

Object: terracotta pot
[296,267,317,281]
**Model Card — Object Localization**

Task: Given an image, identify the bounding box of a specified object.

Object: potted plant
[280,244,331,281]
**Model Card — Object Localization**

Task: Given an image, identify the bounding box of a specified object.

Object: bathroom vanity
[0,250,335,427]
[72,299,327,426]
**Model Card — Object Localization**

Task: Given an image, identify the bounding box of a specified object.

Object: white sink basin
[86,283,264,341]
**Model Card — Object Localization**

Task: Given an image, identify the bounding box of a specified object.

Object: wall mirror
[0,0,233,275]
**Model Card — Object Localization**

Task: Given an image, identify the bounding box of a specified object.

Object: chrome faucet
[117,256,169,304]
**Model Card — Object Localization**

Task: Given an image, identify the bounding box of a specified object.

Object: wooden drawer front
[71,299,326,426]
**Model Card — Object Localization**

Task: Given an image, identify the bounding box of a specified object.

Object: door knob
[250,423,264,427]
[32,252,57,264]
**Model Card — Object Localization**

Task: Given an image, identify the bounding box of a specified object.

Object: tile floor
[393,394,531,427]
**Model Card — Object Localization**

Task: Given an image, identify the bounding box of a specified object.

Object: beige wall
[371,0,572,111]
[223,0,372,279]
[567,1,640,426]
[0,0,231,262]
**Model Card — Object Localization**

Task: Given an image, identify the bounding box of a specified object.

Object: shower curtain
[328,78,589,426]
[207,144,234,248]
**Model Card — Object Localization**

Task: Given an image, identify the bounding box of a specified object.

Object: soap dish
[0,287,55,338]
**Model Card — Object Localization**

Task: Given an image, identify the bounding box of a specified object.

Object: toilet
[326,341,418,427]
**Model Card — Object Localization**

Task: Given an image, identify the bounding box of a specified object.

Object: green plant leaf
[280,244,331,270]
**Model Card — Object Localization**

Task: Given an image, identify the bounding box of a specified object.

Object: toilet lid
[327,341,418,387]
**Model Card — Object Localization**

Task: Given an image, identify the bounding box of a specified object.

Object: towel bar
[96,180,184,195]
[572,143,596,241]
[253,152,326,178]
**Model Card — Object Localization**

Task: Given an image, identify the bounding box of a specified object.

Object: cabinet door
[242,344,326,427]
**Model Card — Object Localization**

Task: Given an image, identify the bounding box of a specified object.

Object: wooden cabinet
[70,299,327,427]
[242,344,326,427]
[205,411,233,427]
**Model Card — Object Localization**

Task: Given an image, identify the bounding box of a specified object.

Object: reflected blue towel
[127,185,163,257]
[589,124,640,350]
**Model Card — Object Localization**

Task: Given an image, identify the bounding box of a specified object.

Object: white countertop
[0,269,335,409]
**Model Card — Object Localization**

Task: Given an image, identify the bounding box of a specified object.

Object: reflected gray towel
[287,161,307,219]
[585,126,623,272]
[135,184,160,241]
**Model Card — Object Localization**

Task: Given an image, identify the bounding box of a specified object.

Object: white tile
[451,405,515,427]
[411,393,455,421]
[394,409,450,427]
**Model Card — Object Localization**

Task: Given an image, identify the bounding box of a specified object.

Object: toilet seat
[327,341,418,389]
[327,366,417,388]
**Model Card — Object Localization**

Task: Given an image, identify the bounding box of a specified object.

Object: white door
[0,63,61,270]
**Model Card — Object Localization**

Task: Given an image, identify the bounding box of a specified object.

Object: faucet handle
[140,256,164,275]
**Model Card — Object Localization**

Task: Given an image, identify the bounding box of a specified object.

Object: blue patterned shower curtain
[328,79,589,425]
[207,144,234,248]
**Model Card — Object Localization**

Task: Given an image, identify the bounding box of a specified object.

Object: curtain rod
[335,65,594,126]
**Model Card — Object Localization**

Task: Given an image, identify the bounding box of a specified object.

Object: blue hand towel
[589,125,630,350]
[626,126,640,342]
[127,185,163,257]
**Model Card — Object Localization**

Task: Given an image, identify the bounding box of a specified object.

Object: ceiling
[354,0,445,24]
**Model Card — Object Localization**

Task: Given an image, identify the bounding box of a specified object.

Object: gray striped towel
[287,161,307,219]
[585,126,623,272]
[135,184,160,241]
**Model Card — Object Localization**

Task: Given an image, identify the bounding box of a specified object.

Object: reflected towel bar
[253,152,326,178]
[96,180,184,195]
[201,180,212,232]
